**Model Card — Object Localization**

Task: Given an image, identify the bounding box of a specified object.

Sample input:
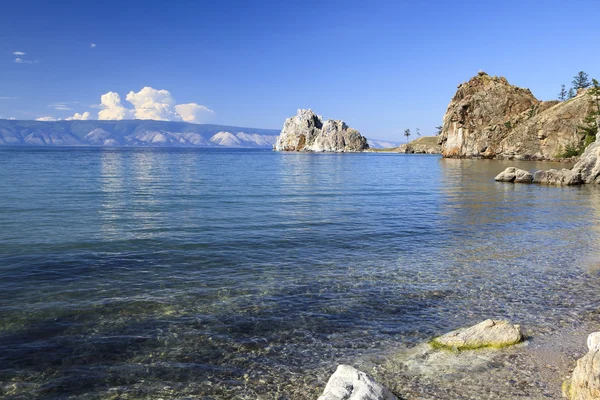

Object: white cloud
[90,43,96,48]
[98,91,134,120]
[175,103,215,123]
[14,57,38,64]
[36,116,59,121]
[66,111,92,120]
[125,87,182,121]
[13,51,25,55]
[49,103,73,111]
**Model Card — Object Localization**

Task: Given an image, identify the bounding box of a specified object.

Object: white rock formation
[431,319,523,350]
[274,109,369,152]
[318,365,397,400]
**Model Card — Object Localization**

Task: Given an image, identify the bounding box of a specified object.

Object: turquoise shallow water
[1,147,600,399]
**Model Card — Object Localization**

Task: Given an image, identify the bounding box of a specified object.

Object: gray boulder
[317,365,397,400]
[495,167,533,183]
[564,332,600,400]
[274,109,369,152]
[571,135,600,184]
[431,319,523,350]
[532,169,582,185]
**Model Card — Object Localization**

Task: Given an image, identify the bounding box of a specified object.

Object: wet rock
[564,332,600,400]
[317,365,397,400]
[495,167,533,183]
[532,169,582,185]
[431,319,523,350]
[274,109,369,152]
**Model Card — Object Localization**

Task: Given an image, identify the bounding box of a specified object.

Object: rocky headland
[439,72,595,161]
[369,136,441,154]
[273,109,369,152]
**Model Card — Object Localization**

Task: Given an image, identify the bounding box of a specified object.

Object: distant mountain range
[0,119,399,149]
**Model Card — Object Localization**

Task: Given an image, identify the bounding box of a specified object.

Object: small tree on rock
[572,71,591,90]
[558,84,567,101]
[416,128,421,137]
[578,78,600,146]
[404,129,411,143]
[435,125,443,135]
[568,88,576,99]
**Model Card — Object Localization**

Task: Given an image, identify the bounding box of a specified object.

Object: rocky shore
[316,320,600,400]
[368,136,441,154]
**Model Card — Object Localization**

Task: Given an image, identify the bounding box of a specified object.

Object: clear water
[1,147,599,399]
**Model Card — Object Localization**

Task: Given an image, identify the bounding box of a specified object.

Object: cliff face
[439,73,593,160]
[274,109,369,152]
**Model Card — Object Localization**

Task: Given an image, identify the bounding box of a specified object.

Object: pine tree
[558,84,567,101]
[416,128,421,137]
[572,71,591,90]
[568,88,576,99]
[577,78,600,147]
[404,129,411,143]
[435,125,443,135]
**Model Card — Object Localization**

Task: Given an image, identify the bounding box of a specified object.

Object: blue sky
[1,0,599,141]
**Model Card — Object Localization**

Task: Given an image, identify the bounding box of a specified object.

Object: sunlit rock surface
[564,332,600,400]
[274,109,369,152]
[318,365,397,400]
[495,167,533,183]
[431,319,523,350]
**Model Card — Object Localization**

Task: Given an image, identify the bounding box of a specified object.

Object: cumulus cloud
[125,87,182,121]
[36,116,59,121]
[98,91,134,120]
[175,103,215,123]
[90,43,96,48]
[66,111,92,120]
[13,51,25,55]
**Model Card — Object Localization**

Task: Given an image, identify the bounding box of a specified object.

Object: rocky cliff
[439,72,594,160]
[274,109,369,152]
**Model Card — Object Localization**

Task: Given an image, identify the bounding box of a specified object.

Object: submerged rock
[318,365,397,400]
[495,167,533,183]
[274,109,369,152]
[564,332,600,400]
[431,319,523,350]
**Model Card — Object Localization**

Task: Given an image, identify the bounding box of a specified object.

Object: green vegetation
[404,128,411,143]
[503,121,512,129]
[572,71,591,90]
[558,84,567,101]
[577,78,599,145]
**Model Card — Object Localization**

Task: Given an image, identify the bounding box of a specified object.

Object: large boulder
[572,128,600,184]
[430,319,523,350]
[439,72,594,160]
[564,332,600,400]
[274,109,369,152]
[495,167,533,183]
[532,169,583,185]
[318,365,397,400]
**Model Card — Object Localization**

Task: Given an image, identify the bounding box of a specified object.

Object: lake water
[1,147,600,399]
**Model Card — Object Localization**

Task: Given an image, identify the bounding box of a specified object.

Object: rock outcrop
[439,72,594,160]
[274,109,369,152]
[431,319,523,350]
[498,123,600,186]
[563,332,600,400]
[318,365,397,400]
[495,167,533,183]
[394,136,441,154]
